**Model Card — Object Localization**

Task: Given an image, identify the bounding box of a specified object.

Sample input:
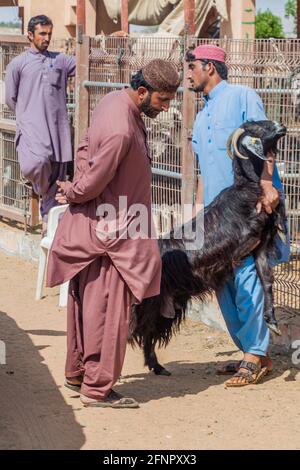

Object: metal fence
[192,38,300,310]
[0,36,75,226]
[0,34,299,312]
[83,35,186,233]
[77,35,300,311]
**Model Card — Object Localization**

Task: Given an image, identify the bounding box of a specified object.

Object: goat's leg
[254,250,281,336]
[143,336,171,376]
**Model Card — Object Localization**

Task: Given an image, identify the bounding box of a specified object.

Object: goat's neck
[233,173,257,186]
[233,161,261,188]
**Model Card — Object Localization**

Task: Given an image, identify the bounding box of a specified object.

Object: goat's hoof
[267,323,282,336]
[153,365,171,376]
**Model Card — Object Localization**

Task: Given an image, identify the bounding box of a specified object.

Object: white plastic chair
[35,204,69,307]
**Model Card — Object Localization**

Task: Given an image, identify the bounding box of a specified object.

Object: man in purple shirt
[5,15,76,234]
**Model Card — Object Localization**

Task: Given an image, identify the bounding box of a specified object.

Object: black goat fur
[129,120,288,376]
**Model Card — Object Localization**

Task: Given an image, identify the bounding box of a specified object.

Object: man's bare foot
[217,354,273,376]
[261,354,273,371]
[66,377,82,386]
[64,376,83,392]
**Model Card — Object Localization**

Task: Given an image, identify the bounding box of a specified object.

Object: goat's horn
[232,128,249,160]
[226,131,236,160]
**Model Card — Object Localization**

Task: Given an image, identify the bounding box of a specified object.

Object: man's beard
[141,94,160,118]
[33,40,49,52]
[189,83,205,93]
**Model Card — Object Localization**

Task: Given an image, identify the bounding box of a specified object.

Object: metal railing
[0,34,299,312]
[77,35,300,311]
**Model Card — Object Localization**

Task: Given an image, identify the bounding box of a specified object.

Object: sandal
[80,389,139,409]
[225,360,269,387]
[64,376,83,392]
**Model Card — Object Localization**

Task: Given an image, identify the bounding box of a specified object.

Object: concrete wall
[189,298,227,332]
[0,225,40,263]
[15,0,256,40]
[95,0,120,35]
[220,0,256,40]
[0,0,16,5]
[18,0,83,39]
[19,0,75,39]
[17,0,120,39]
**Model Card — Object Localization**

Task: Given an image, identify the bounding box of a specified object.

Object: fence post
[183,0,196,36]
[76,0,86,44]
[75,35,90,152]
[121,0,129,33]
[298,0,300,38]
[29,191,39,227]
[18,7,24,35]
[181,54,196,222]
[182,1,196,221]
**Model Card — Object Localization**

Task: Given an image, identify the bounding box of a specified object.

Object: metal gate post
[75,35,90,152]
[181,1,196,221]
[121,0,129,33]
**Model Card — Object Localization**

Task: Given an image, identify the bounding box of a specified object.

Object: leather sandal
[64,376,83,392]
[80,389,139,408]
[225,360,269,387]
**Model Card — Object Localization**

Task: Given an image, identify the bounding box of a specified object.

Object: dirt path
[0,251,300,450]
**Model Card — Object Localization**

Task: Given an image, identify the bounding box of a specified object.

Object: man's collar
[122,89,142,120]
[28,47,49,56]
[204,80,228,101]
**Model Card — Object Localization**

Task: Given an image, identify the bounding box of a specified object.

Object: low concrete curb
[0,226,40,264]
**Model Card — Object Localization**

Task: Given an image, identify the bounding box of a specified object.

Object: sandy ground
[0,251,300,450]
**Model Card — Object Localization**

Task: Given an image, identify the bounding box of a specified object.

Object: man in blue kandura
[186,44,290,387]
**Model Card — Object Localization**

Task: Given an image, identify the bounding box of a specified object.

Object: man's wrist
[63,180,72,195]
[260,179,273,189]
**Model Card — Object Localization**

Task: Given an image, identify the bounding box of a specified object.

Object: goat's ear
[241,135,268,160]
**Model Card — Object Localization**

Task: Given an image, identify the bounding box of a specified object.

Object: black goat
[129,120,288,376]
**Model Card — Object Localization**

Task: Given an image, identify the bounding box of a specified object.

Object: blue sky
[0,6,19,23]
[257,0,294,34]
[0,1,295,34]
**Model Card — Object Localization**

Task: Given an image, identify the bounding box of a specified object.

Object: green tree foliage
[285,0,296,18]
[285,0,297,34]
[255,9,285,39]
[0,18,21,29]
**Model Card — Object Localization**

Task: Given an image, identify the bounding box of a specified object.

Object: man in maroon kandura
[47,59,181,408]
